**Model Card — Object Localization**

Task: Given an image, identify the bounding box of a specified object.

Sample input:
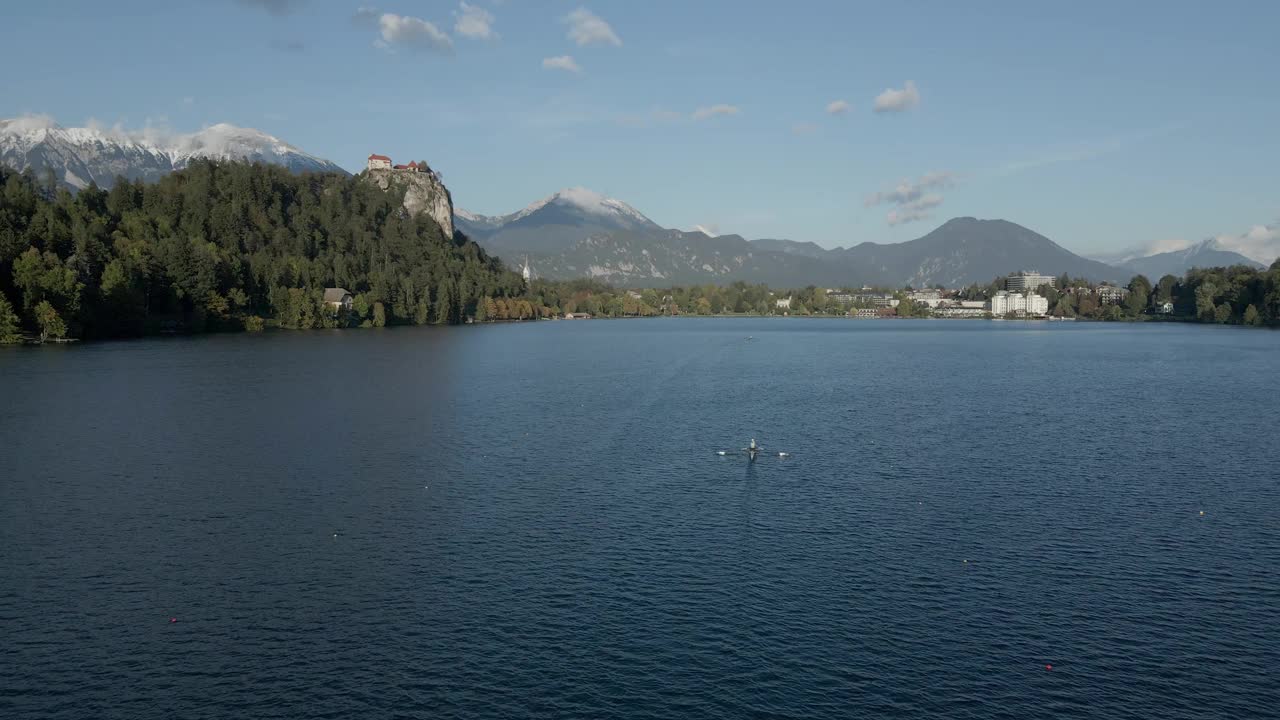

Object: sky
[2,0,1278,261]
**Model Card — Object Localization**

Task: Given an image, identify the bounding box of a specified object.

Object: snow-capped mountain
[454,187,662,256]
[457,187,1130,286]
[1120,238,1263,278]
[0,116,346,190]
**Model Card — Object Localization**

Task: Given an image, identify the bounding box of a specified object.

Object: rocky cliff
[365,168,455,239]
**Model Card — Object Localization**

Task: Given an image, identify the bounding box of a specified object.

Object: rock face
[365,168,455,239]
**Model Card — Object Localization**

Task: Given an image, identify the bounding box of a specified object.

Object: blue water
[2,319,1278,719]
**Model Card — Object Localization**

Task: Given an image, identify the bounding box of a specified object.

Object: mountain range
[457,192,1130,288]
[1,118,1262,286]
[0,116,346,190]
[1114,239,1263,278]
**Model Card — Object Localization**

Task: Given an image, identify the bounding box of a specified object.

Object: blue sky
[2,0,1278,259]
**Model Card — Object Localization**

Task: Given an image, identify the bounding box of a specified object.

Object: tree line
[495,270,1280,326]
[0,161,525,342]
[1009,269,1280,325]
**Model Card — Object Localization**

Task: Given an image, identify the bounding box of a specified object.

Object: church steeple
[521,256,532,282]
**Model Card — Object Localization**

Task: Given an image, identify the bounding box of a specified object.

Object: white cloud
[866,171,954,206]
[564,7,621,47]
[1145,238,1198,256]
[792,122,818,135]
[692,224,720,236]
[1214,222,1280,265]
[692,104,740,121]
[826,100,850,115]
[887,195,944,226]
[2,114,59,134]
[866,171,955,226]
[542,55,582,73]
[873,80,920,113]
[377,13,453,53]
[454,2,495,39]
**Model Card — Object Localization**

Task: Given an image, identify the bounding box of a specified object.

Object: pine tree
[434,281,454,324]
[0,292,22,343]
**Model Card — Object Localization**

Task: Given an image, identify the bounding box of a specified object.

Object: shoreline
[10,312,1274,349]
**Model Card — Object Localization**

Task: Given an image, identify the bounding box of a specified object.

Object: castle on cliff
[367,154,431,173]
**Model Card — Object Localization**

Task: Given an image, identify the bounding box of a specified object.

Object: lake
[2,319,1278,719]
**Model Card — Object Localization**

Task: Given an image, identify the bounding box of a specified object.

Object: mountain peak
[1,116,346,190]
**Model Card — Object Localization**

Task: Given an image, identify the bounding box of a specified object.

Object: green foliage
[1126,274,1152,316]
[34,300,66,342]
[0,291,20,343]
[1243,304,1261,326]
[243,315,266,332]
[0,161,522,339]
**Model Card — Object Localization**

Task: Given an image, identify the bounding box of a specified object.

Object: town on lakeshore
[495,269,1172,323]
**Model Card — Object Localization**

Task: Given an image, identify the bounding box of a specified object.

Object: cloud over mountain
[1215,222,1280,265]
[866,171,955,226]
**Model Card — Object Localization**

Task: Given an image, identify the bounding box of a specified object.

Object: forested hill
[0,160,525,341]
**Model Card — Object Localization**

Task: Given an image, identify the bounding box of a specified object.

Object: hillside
[833,217,1128,286]
[526,229,858,288]
[465,188,1130,287]
[0,160,522,340]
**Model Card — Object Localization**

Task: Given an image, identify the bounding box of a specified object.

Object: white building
[909,289,944,308]
[1096,285,1129,303]
[850,293,899,308]
[989,291,1048,317]
[367,153,392,171]
[776,297,793,310]
[1005,271,1056,292]
[323,288,354,311]
[934,300,988,318]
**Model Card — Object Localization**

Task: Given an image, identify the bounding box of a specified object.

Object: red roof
[407,161,419,168]
[393,164,410,170]
[368,154,391,162]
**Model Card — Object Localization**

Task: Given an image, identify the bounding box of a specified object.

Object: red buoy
[169,617,178,623]
[1045,664,1052,671]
